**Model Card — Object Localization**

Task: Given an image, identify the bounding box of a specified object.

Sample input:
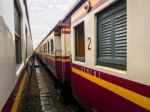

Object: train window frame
[51,39,54,54]
[48,41,50,54]
[44,44,45,53]
[14,1,22,64]
[25,26,28,58]
[97,0,127,70]
[45,43,48,53]
[74,22,85,62]
[45,43,47,53]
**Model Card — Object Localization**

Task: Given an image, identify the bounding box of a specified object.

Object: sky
[27,0,77,48]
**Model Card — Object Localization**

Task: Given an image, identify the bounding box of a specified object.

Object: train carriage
[37,23,72,85]
[36,1,85,87]
[71,0,150,112]
[0,0,33,111]
[36,0,150,112]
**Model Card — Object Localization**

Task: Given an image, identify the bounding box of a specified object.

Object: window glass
[44,43,47,53]
[75,22,85,62]
[44,44,45,53]
[15,2,22,64]
[25,27,28,58]
[51,39,54,54]
[48,41,50,54]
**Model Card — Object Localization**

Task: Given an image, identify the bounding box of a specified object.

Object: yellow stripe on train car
[72,67,150,111]
[62,59,71,62]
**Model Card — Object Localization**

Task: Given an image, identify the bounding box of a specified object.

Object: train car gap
[19,56,86,112]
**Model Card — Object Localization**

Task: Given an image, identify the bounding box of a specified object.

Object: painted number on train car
[88,37,91,50]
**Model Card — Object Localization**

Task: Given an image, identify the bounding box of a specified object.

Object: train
[0,0,33,111]
[36,0,150,112]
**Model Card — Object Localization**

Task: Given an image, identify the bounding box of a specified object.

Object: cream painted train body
[0,0,33,111]
[37,0,150,112]
[71,0,150,112]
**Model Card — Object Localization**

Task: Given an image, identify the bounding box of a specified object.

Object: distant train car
[0,0,33,111]
[36,24,72,95]
[71,0,150,112]
[37,23,71,85]
[36,0,85,88]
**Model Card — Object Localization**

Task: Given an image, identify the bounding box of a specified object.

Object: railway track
[20,58,85,112]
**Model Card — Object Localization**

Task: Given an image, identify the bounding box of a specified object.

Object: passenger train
[36,0,150,112]
[0,0,33,111]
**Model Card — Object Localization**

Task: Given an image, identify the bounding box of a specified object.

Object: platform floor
[19,58,74,112]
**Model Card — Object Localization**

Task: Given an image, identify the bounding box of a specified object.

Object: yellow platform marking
[72,67,150,111]
[11,71,27,112]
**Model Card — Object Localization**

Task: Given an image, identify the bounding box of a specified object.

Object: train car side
[36,24,72,86]
[35,0,85,86]
[0,0,33,111]
[71,0,150,112]
[35,0,150,111]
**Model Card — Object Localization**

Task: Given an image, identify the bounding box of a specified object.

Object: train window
[44,43,47,53]
[14,2,22,64]
[97,0,126,70]
[44,44,45,53]
[46,43,48,53]
[51,39,54,54]
[48,41,50,54]
[42,46,44,52]
[75,22,85,62]
[25,27,28,58]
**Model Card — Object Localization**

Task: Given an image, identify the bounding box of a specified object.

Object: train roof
[61,0,86,23]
